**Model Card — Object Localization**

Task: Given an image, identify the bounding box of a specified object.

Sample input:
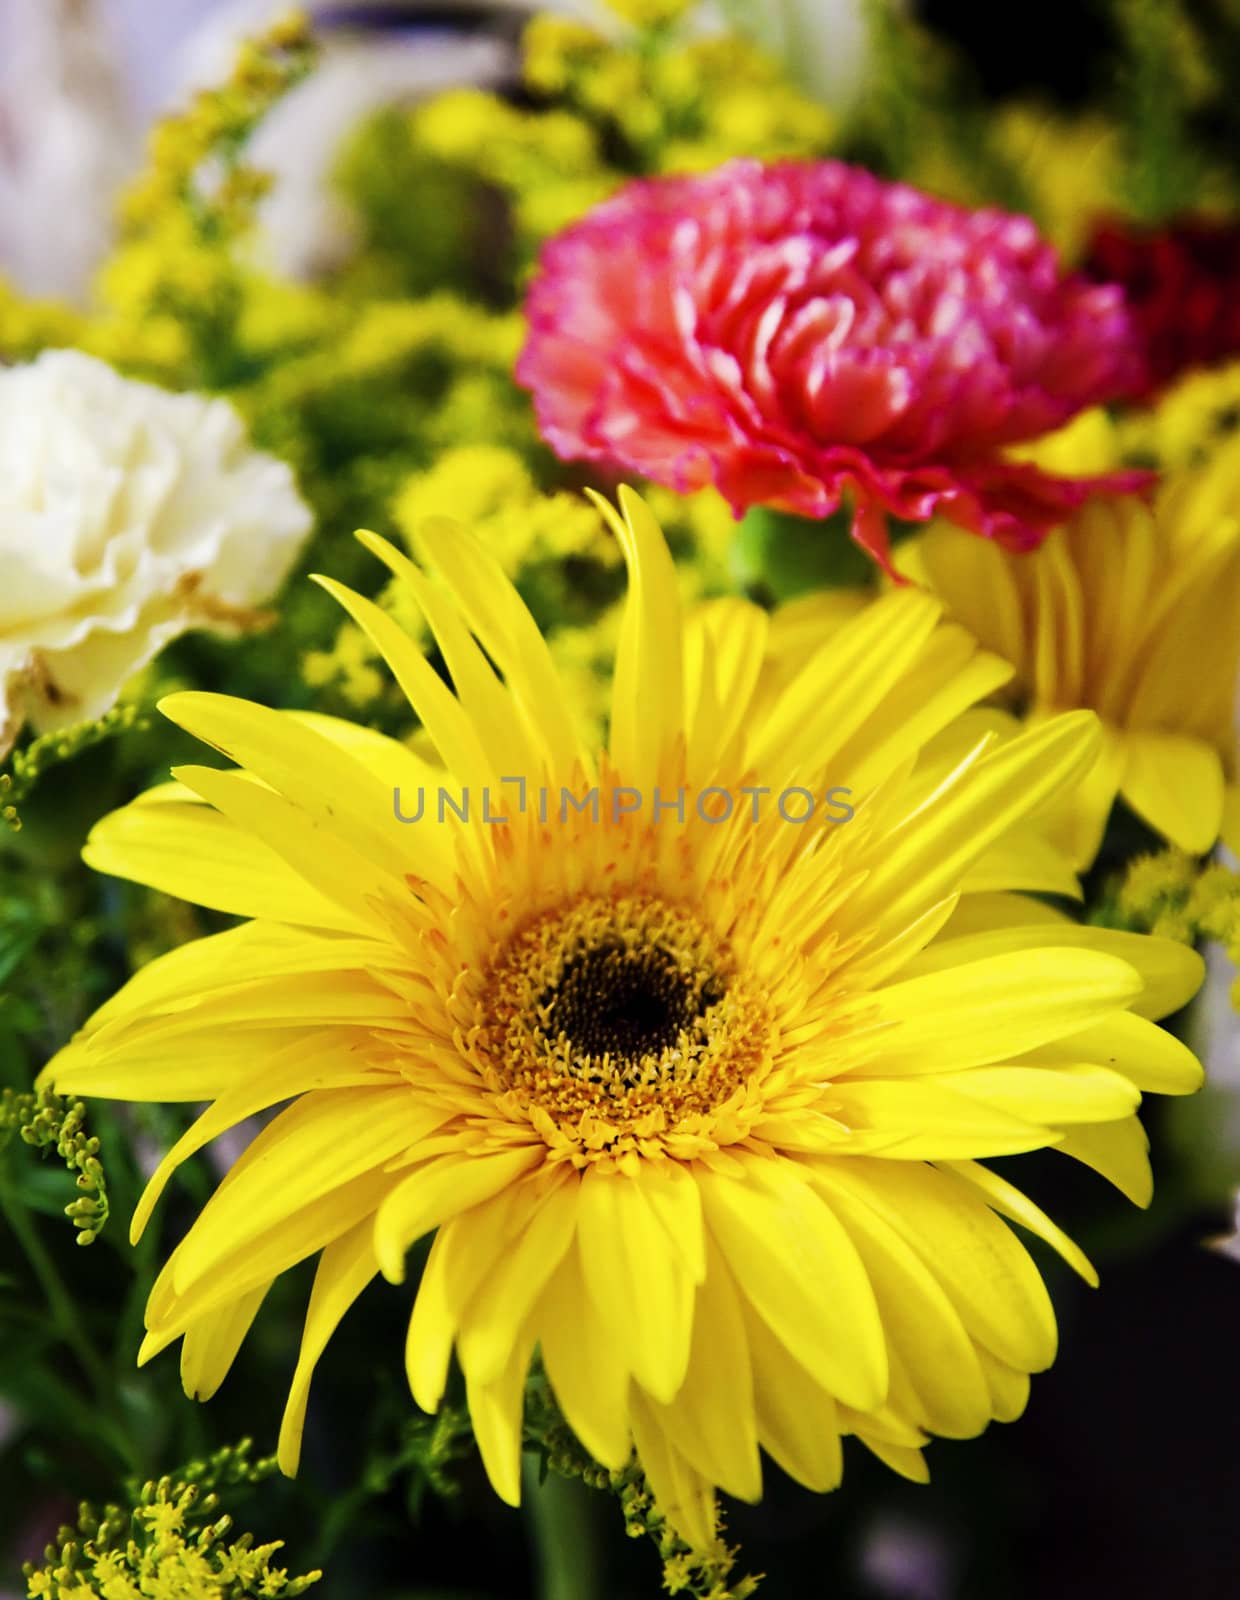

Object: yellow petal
[468,1326,536,1509]
[644,1242,762,1503]
[940,1160,1097,1286]
[1019,1010,1204,1095]
[1066,497,1155,720]
[629,1387,717,1553]
[958,829,1082,900]
[1056,1118,1153,1206]
[842,894,961,989]
[374,1146,544,1284]
[278,1219,379,1475]
[751,589,942,779]
[809,1163,992,1439]
[1127,537,1240,740]
[130,1034,395,1245]
[842,711,1100,935]
[684,599,768,783]
[312,574,495,789]
[577,1166,695,1405]
[975,1346,1030,1423]
[538,1247,633,1471]
[179,1285,268,1403]
[912,522,1026,667]
[932,1063,1140,1125]
[457,1174,579,1387]
[83,794,365,929]
[289,710,445,791]
[633,1159,706,1285]
[830,1077,1055,1158]
[935,892,1069,937]
[404,1188,545,1418]
[908,924,1203,1022]
[1029,535,1085,709]
[739,1297,843,1492]
[862,948,1143,1075]
[42,920,398,1097]
[143,1168,396,1350]
[1037,718,1125,871]
[410,517,591,780]
[405,1227,461,1415]
[814,1158,1056,1372]
[834,626,1013,796]
[171,763,401,933]
[594,487,684,790]
[351,534,543,781]
[1120,731,1224,854]
[838,1392,928,1448]
[855,1435,930,1483]
[73,970,406,1092]
[698,1155,887,1411]
[71,921,391,1035]
[158,692,414,892]
[170,1088,431,1292]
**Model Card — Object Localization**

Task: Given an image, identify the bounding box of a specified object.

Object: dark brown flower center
[541,939,726,1073]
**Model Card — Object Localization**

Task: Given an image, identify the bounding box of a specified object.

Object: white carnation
[0,349,312,754]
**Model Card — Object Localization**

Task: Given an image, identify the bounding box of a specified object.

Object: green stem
[0,1176,118,1420]
[524,1456,606,1600]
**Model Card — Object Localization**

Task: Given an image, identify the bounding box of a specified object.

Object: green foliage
[373,1407,476,1519]
[852,0,1033,211]
[842,0,1240,257]
[1110,0,1210,219]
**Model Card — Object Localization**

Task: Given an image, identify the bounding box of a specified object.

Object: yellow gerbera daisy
[901,440,1240,868]
[42,490,1203,1550]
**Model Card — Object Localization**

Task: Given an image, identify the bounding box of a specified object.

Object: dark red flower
[1084,215,1240,399]
[518,158,1148,571]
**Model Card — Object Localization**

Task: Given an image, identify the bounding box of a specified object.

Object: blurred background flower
[0,348,311,756]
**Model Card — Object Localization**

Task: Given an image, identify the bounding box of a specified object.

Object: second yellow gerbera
[42,489,1202,1550]
[902,435,1240,865]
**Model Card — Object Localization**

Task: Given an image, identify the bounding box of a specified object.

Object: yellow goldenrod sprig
[120,10,316,242]
[89,11,317,386]
[1,705,152,832]
[1092,849,1240,1009]
[1120,359,1240,471]
[0,279,87,364]
[26,1441,321,1600]
[523,1369,762,1599]
[520,14,834,178]
[0,1088,109,1246]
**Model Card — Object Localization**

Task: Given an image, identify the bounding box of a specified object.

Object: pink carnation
[518,158,1148,571]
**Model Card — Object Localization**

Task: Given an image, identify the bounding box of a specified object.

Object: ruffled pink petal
[517,158,1147,566]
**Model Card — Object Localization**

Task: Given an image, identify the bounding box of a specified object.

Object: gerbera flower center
[476,893,773,1148]
[543,939,726,1068]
